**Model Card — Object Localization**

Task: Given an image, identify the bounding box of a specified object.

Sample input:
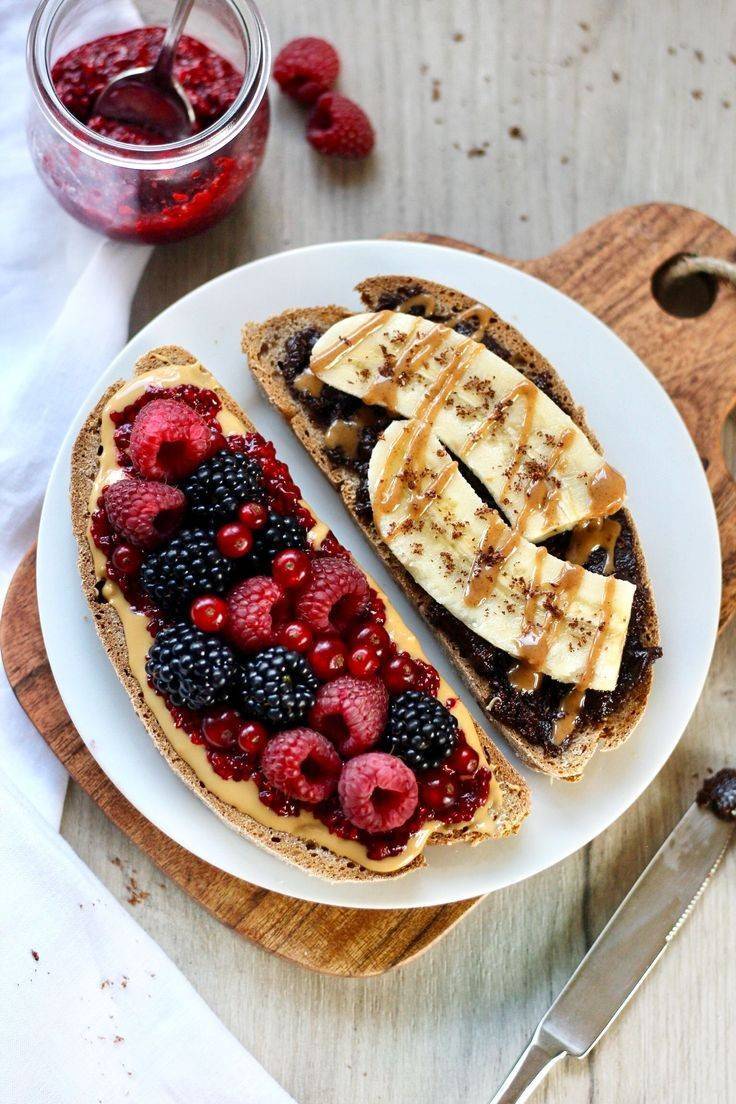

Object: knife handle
[488,1035,567,1104]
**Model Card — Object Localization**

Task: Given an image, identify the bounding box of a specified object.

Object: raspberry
[260,728,341,803]
[306,92,375,159]
[310,675,388,757]
[273,37,340,105]
[129,398,218,480]
[226,577,286,652]
[104,477,185,549]
[338,752,418,833]
[296,556,369,632]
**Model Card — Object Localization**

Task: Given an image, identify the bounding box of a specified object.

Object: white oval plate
[38,240,720,909]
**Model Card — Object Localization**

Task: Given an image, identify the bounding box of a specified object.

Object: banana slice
[368,420,635,691]
[311,311,626,542]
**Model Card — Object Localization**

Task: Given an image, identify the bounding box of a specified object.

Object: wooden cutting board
[2,202,735,977]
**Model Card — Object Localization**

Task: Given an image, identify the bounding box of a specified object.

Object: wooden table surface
[61,2,736,1102]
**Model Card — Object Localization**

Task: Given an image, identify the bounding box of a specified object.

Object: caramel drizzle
[464,512,519,607]
[448,305,494,341]
[363,318,439,408]
[587,462,626,518]
[311,310,393,376]
[552,575,617,745]
[293,369,324,398]
[396,294,493,343]
[374,338,482,520]
[508,661,543,694]
[496,381,539,506]
[406,461,458,523]
[566,517,621,575]
[395,292,437,316]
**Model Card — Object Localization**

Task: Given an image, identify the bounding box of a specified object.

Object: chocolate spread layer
[697,769,736,821]
[277,302,661,753]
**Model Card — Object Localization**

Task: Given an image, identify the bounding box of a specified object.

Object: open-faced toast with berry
[242,276,661,783]
[71,345,530,882]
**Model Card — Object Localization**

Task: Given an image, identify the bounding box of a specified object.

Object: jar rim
[26,0,271,170]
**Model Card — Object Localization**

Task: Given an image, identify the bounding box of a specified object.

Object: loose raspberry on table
[309,675,388,757]
[273,37,339,105]
[226,576,286,652]
[338,752,418,833]
[306,92,375,159]
[295,556,369,632]
[129,398,218,480]
[260,728,341,803]
[104,477,185,549]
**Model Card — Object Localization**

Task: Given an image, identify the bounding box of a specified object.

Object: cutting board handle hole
[651,253,718,318]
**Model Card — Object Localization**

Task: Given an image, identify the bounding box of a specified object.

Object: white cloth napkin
[1,7,294,1103]
[0,772,295,1104]
[0,0,153,827]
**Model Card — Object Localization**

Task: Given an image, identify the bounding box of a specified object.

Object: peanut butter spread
[86,360,504,874]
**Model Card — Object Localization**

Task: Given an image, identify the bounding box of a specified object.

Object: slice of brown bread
[242,276,661,781]
[71,344,530,885]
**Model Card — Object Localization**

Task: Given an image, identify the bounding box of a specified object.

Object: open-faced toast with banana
[71,345,530,883]
[242,276,662,781]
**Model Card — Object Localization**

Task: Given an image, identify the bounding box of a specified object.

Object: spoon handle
[152,0,196,81]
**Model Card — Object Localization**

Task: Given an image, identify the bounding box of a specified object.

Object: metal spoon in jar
[94,0,196,141]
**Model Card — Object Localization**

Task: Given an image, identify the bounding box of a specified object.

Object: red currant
[308,637,347,680]
[110,543,141,575]
[276,620,314,653]
[272,549,311,589]
[238,501,268,529]
[447,743,480,778]
[216,522,253,558]
[349,622,391,660]
[420,769,459,811]
[383,653,417,694]
[237,720,269,755]
[190,595,229,633]
[347,643,381,678]
[201,710,242,750]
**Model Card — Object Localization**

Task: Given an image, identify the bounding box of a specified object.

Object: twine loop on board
[664,253,736,287]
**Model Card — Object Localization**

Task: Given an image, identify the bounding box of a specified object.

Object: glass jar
[27,0,270,244]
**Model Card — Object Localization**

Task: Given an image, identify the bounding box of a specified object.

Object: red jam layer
[53,29,242,142]
[94,382,492,859]
[43,28,268,242]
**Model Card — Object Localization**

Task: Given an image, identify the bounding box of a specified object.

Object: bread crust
[71,344,529,884]
[241,276,660,781]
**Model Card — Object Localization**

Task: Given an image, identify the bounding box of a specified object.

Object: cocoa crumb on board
[578,20,590,31]
[611,70,621,82]
[431,78,441,102]
[467,147,486,158]
[694,48,704,62]
[691,89,703,100]
[508,125,524,140]
[452,31,464,42]
[31,949,39,962]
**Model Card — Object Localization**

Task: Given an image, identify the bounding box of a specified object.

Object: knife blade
[489,800,734,1104]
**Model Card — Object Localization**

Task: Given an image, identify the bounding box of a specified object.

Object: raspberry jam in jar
[27,0,270,243]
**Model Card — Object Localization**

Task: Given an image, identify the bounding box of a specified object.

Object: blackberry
[238,646,318,728]
[181,449,266,525]
[245,512,309,572]
[383,690,458,771]
[146,623,238,712]
[140,527,235,614]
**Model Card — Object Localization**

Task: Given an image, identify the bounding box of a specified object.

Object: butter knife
[489,797,735,1104]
